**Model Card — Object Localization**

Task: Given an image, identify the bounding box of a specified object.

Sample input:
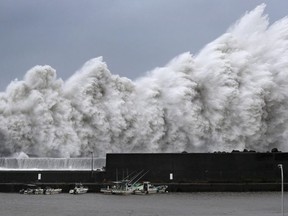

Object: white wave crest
[1,4,288,157]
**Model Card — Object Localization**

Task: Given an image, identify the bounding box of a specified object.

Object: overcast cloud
[0,0,287,91]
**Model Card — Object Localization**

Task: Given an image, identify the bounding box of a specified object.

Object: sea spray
[1,4,288,157]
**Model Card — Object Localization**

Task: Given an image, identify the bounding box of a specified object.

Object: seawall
[0,152,287,192]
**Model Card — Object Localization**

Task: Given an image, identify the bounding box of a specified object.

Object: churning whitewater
[1,4,288,158]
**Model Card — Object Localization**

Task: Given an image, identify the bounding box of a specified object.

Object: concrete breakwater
[0,152,287,192]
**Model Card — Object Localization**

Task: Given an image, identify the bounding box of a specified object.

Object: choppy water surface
[0,192,286,216]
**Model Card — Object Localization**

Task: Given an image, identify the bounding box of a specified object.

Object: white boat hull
[69,184,88,194]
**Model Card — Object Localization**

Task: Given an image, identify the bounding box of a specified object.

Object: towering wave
[1,4,288,157]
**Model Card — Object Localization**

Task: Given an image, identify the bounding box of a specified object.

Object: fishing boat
[156,185,168,193]
[134,182,166,195]
[100,170,147,195]
[110,180,138,195]
[19,184,44,195]
[100,186,112,194]
[69,183,88,194]
[44,187,62,195]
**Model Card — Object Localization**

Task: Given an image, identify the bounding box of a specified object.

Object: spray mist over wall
[1,4,288,157]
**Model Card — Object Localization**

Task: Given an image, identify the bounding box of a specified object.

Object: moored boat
[69,183,88,194]
[133,182,168,195]
[19,184,44,195]
[156,185,168,193]
[100,170,147,195]
[110,180,135,195]
[19,184,63,195]
[44,187,62,195]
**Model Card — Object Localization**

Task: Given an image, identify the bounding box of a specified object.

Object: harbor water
[0,192,286,216]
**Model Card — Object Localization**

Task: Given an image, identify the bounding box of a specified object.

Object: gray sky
[0,0,287,91]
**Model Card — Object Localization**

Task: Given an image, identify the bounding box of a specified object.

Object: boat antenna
[129,170,145,184]
[132,170,150,186]
[122,170,137,181]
